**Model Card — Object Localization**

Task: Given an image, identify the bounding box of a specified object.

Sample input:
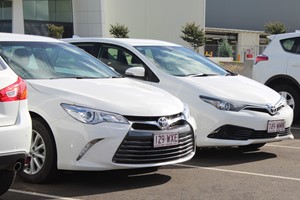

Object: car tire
[18,118,57,183]
[273,84,300,122]
[0,170,16,196]
[239,143,266,152]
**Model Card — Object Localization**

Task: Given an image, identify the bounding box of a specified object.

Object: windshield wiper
[186,73,218,77]
[50,76,102,79]
[225,70,238,76]
[111,75,124,78]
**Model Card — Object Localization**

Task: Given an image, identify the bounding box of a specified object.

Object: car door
[285,37,300,83]
[96,44,159,83]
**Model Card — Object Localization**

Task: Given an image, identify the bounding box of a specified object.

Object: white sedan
[0,33,196,184]
[64,37,294,149]
[0,57,31,195]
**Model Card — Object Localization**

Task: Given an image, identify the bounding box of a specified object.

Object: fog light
[76,139,103,161]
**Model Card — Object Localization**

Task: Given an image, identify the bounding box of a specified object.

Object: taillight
[255,55,269,64]
[0,77,27,102]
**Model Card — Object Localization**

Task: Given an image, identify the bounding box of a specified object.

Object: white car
[64,37,294,149]
[253,31,300,122]
[0,33,196,184]
[0,57,31,195]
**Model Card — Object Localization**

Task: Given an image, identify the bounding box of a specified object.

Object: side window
[72,43,99,57]
[280,37,300,53]
[98,45,145,75]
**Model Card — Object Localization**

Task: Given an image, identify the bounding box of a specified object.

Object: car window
[0,42,118,79]
[280,37,300,53]
[71,42,99,57]
[135,46,228,76]
[98,45,146,75]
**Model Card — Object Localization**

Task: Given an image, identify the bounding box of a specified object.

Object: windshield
[0,42,119,79]
[135,46,228,76]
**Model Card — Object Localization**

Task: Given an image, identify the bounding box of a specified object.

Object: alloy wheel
[24,130,46,175]
[279,91,295,110]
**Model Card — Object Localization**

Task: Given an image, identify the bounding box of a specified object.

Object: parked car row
[0,32,294,195]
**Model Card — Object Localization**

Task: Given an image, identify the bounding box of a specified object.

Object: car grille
[208,125,291,140]
[113,115,195,164]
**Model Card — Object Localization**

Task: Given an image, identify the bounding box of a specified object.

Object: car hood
[181,75,282,105]
[27,78,183,116]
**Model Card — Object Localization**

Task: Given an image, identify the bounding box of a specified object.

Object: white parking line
[9,189,81,200]
[174,163,300,182]
[266,144,300,149]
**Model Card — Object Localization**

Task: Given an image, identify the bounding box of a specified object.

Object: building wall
[237,32,260,61]
[12,0,24,33]
[103,0,205,47]
[72,0,104,37]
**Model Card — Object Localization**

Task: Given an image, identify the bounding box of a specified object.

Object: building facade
[1,0,206,48]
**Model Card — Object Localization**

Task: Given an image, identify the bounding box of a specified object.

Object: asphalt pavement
[1,126,300,200]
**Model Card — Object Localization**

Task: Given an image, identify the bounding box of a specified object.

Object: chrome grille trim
[127,113,186,130]
[242,96,286,115]
[113,123,195,164]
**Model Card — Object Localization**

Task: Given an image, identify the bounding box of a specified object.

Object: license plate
[267,120,285,133]
[153,132,179,148]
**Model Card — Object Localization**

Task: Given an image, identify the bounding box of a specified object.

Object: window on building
[0,0,12,32]
[23,0,73,37]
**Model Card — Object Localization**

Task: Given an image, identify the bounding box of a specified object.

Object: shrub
[264,21,287,34]
[47,24,64,39]
[180,22,205,53]
[109,23,130,38]
[218,38,233,57]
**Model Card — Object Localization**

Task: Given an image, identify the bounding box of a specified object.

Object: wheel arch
[265,75,300,91]
[29,112,58,160]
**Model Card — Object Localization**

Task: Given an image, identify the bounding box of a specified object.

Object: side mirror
[125,67,145,77]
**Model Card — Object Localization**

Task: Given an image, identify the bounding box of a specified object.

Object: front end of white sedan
[178,75,294,148]
[26,78,196,173]
[62,37,294,149]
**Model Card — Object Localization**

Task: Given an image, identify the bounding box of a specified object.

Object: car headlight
[200,95,247,111]
[61,104,129,124]
[183,104,190,119]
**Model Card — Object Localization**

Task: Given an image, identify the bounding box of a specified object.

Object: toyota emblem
[267,104,277,115]
[157,117,169,130]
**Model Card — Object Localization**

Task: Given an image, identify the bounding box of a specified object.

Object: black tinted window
[280,37,300,53]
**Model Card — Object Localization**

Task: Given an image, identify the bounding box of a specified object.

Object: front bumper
[194,103,294,147]
[52,113,196,171]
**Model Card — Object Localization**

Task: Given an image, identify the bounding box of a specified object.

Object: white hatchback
[0,33,196,184]
[0,57,31,195]
[253,31,300,122]
[64,37,294,149]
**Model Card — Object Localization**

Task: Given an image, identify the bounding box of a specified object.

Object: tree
[109,23,130,38]
[264,21,287,34]
[218,38,233,57]
[180,22,205,53]
[47,24,64,39]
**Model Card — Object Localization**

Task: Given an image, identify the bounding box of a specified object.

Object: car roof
[62,37,181,47]
[0,32,63,43]
[268,31,300,41]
